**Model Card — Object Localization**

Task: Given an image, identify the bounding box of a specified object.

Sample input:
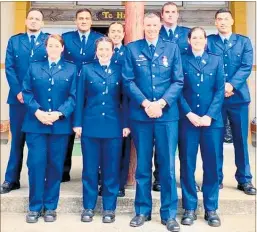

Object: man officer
[154,2,201,193]
[123,13,183,232]
[207,8,256,194]
[1,9,48,194]
[62,8,103,182]
[98,22,130,197]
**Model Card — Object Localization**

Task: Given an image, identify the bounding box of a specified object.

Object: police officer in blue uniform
[22,34,77,223]
[61,8,103,182]
[207,8,256,195]
[159,2,190,55]
[1,9,48,194]
[74,37,130,223]
[179,27,224,227]
[98,22,130,198]
[152,2,199,193]
[123,13,183,232]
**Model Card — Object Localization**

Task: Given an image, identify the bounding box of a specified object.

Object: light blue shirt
[146,37,158,48]
[48,58,61,68]
[78,30,90,43]
[27,31,41,42]
[163,25,177,37]
[192,50,204,57]
[219,32,232,43]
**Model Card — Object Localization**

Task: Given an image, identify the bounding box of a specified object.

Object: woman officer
[22,34,77,223]
[73,37,130,223]
[179,27,224,227]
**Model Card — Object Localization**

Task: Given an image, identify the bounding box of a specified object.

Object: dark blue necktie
[102,65,108,72]
[114,47,119,53]
[81,35,86,54]
[196,56,201,65]
[50,62,56,85]
[30,35,35,54]
[149,44,155,58]
[169,29,173,40]
[224,38,229,49]
[113,47,119,60]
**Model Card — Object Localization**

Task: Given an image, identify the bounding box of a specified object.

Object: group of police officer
[1,2,256,231]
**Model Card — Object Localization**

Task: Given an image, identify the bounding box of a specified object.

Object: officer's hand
[225,91,234,98]
[225,82,234,93]
[47,111,60,123]
[35,110,53,125]
[200,115,212,127]
[146,102,163,118]
[17,92,24,104]
[186,112,201,127]
[73,127,82,138]
[123,128,131,137]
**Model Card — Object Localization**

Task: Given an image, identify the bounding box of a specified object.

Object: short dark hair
[108,22,125,33]
[161,2,178,14]
[188,27,207,39]
[76,8,92,19]
[215,8,233,19]
[96,37,114,50]
[46,34,64,47]
[27,8,44,19]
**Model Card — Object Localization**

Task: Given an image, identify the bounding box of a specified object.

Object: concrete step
[1,144,256,215]
[1,182,256,215]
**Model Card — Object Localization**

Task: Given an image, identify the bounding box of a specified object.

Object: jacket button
[103,82,106,84]
[197,84,200,87]
[115,60,117,63]
[225,54,227,56]
[102,92,105,95]
[152,75,155,78]
[197,73,200,76]
[224,64,227,66]
[102,113,105,116]
[197,94,200,97]
[48,88,51,91]
[49,109,52,112]
[152,64,155,67]
[49,78,51,81]
[48,99,51,102]
[197,104,200,107]
[153,86,156,89]
[102,102,105,105]
[153,98,156,101]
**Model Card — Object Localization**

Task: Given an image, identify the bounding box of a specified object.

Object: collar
[48,58,61,68]
[27,31,41,42]
[192,50,204,57]
[78,30,91,41]
[163,24,177,35]
[145,37,158,47]
[99,60,111,68]
[114,44,122,50]
[218,32,232,42]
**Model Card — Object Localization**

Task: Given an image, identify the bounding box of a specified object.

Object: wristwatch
[158,100,166,109]
[58,112,65,120]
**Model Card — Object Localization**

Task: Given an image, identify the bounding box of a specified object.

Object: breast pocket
[230,50,242,65]
[204,69,216,86]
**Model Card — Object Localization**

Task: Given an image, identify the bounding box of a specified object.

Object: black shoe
[152,181,161,192]
[181,210,197,226]
[204,211,221,227]
[195,183,201,192]
[102,210,115,223]
[98,186,102,196]
[219,183,224,189]
[81,209,94,222]
[130,215,151,227]
[61,174,70,183]
[0,181,20,194]
[237,182,256,195]
[44,210,57,222]
[26,211,42,223]
[118,188,125,197]
[161,218,180,232]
